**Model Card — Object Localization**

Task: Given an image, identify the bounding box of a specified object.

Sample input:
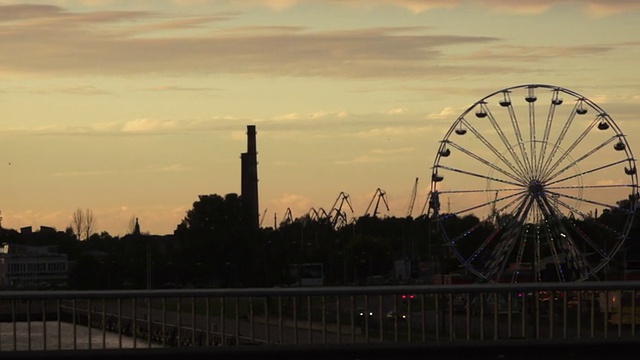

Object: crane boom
[260,208,268,227]
[365,188,390,217]
[406,177,419,217]
[329,191,354,228]
[279,208,293,228]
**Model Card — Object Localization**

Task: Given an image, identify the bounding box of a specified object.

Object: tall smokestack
[241,125,259,231]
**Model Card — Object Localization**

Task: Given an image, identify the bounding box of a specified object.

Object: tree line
[1,193,637,290]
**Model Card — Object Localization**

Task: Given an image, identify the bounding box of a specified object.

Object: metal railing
[1,281,639,352]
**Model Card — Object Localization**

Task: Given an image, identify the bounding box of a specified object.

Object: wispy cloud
[463,44,613,62]
[275,0,640,16]
[370,147,415,155]
[427,107,459,120]
[52,170,115,177]
[144,163,191,172]
[51,163,191,177]
[0,5,499,79]
[0,4,64,21]
[0,118,237,136]
[7,2,629,82]
[216,0,640,16]
[334,154,385,165]
[353,125,430,139]
[270,193,312,216]
[334,146,417,165]
[143,85,222,92]
[272,111,350,121]
[24,85,110,95]
[121,119,179,132]
[1,85,110,95]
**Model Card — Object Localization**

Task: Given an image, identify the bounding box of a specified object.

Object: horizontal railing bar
[1,338,639,359]
[2,281,640,300]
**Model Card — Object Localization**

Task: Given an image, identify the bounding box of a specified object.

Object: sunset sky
[1,0,639,236]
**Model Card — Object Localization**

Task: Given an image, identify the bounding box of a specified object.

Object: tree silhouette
[70,208,97,241]
[174,193,256,287]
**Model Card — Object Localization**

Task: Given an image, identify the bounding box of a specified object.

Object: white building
[0,243,68,289]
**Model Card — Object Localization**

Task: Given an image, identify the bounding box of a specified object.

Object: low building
[0,243,69,289]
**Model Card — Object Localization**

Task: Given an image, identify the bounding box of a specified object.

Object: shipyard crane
[259,208,268,227]
[406,177,419,218]
[317,207,331,221]
[328,191,354,228]
[279,207,294,228]
[332,210,349,229]
[308,207,330,222]
[308,207,320,221]
[364,188,390,218]
[489,190,499,224]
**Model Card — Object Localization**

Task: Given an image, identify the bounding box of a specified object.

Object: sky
[1,0,639,236]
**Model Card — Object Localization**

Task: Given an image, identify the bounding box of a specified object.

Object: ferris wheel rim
[428,83,639,283]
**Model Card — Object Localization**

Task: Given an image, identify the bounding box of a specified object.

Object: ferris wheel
[427,84,638,283]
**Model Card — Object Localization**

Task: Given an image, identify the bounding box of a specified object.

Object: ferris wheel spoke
[447,141,525,184]
[460,117,529,181]
[527,86,538,180]
[563,224,608,269]
[448,190,528,231]
[448,190,527,218]
[543,136,618,183]
[447,219,491,247]
[483,195,534,281]
[436,164,524,188]
[550,214,594,280]
[466,206,524,273]
[535,197,572,281]
[481,103,533,180]
[533,208,543,282]
[539,196,593,280]
[465,226,501,269]
[503,91,536,181]
[437,189,525,217]
[541,114,601,180]
[536,88,563,178]
[546,195,629,268]
[544,197,590,279]
[492,191,529,220]
[494,189,527,214]
[545,184,634,192]
[546,189,625,215]
[539,100,581,177]
[546,158,631,187]
[509,215,535,283]
[547,193,630,240]
[437,187,523,195]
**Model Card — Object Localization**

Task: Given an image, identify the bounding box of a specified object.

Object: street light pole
[146,239,152,289]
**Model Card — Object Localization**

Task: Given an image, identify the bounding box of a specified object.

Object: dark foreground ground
[3,338,638,360]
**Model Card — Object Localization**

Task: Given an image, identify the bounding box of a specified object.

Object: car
[386,310,407,321]
[400,294,416,301]
[355,308,378,328]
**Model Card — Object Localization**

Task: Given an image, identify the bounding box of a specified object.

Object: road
[60,294,631,347]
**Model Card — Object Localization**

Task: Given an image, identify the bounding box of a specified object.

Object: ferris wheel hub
[528,180,545,197]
